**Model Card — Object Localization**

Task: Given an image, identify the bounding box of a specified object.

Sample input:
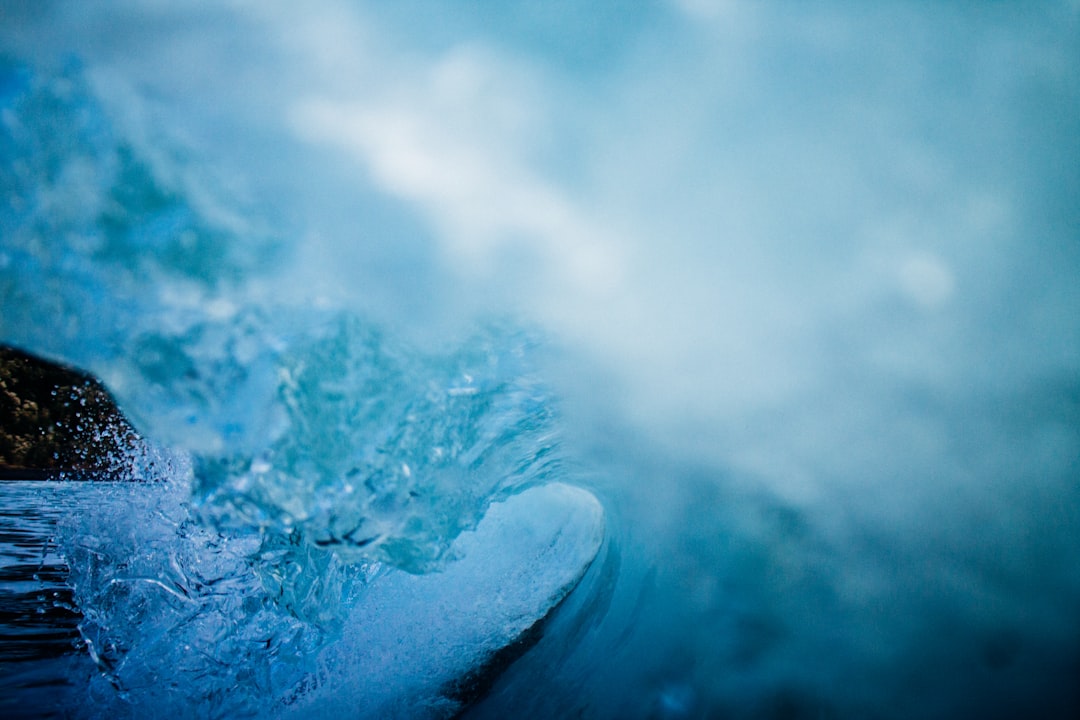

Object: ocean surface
[1,2,1079,718]
[0,481,97,718]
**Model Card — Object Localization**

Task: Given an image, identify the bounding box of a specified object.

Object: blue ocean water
[2,2,1079,718]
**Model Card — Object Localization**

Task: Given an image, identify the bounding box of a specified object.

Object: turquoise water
[2,3,1079,718]
[0,478,604,719]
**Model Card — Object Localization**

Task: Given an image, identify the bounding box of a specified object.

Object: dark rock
[0,345,142,478]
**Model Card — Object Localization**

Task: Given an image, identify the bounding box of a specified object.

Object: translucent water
[0,61,560,571]
[0,56,578,716]
[0,479,603,719]
[2,3,1079,718]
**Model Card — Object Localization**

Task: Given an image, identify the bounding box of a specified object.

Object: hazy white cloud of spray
[225,3,1080,511]
[5,0,1076,506]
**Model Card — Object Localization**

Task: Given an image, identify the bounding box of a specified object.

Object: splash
[1,58,560,567]
[1,59,568,714]
[4,3,1079,717]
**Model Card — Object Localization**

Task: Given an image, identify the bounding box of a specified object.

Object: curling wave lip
[281,482,605,719]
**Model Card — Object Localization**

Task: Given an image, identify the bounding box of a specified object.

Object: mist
[2,1,1078,717]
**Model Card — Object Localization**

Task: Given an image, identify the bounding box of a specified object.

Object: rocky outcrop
[0,346,142,478]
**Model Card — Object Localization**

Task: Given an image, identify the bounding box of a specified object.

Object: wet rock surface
[0,346,142,479]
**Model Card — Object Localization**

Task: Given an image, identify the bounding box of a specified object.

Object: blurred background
[1,1,1078,717]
